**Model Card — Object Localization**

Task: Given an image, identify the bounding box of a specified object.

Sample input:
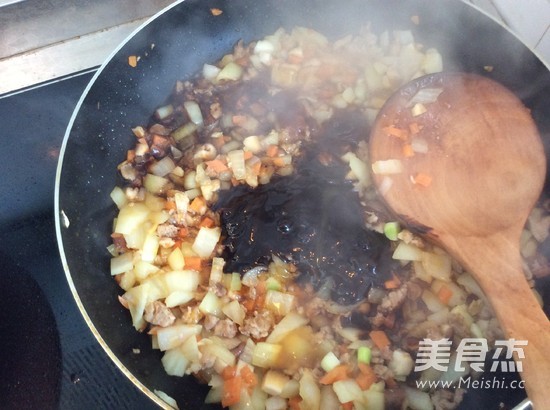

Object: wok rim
[53,0,188,408]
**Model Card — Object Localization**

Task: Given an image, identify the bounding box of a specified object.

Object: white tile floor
[469,0,550,65]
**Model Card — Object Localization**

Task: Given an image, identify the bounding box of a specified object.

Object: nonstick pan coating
[55,0,550,408]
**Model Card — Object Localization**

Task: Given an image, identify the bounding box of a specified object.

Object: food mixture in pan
[108,27,550,409]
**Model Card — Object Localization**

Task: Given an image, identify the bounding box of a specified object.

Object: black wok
[55,0,550,408]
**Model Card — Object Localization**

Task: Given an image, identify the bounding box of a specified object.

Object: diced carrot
[221,376,242,407]
[438,285,453,305]
[266,144,279,158]
[357,363,377,390]
[164,200,177,211]
[184,256,202,271]
[402,143,415,158]
[412,172,433,187]
[384,274,401,290]
[248,159,262,176]
[222,365,237,380]
[242,297,255,312]
[205,159,228,173]
[232,115,248,127]
[288,396,302,410]
[243,150,253,160]
[189,196,206,213]
[409,122,421,135]
[382,125,408,141]
[200,216,215,228]
[178,227,189,238]
[272,157,288,167]
[369,330,391,350]
[240,366,258,393]
[342,402,354,410]
[128,55,138,68]
[126,149,135,161]
[319,364,349,385]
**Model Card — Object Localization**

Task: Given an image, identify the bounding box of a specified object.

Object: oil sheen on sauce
[215,110,395,305]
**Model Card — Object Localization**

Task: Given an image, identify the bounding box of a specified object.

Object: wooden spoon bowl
[370,72,549,408]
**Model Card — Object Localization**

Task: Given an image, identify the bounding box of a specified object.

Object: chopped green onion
[384,221,400,241]
[358,346,372,364]
[266,277,282,291]
[320,351,341,372]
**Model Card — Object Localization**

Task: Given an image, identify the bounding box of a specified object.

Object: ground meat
[143,301,176,327]
[373,363,394,381]
[448,313,472,340]
[204,314,220,330]
[209,282,227,298]
[372,284,409,326]
[157,223,179,238]
[240,310,274,340]
[431,388,466,410]
[384,388,407,410]
[214,319,238,338]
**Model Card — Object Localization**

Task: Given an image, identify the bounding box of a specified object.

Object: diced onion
[411,137,429,153]
[184,101,204,125]
[203,63,221,81]
[192,226,221,258]
[216,62,243,82]
[149,156,176,177]
[407,88,443,106]
[372,159,403,175]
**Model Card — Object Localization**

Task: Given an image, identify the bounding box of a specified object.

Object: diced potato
[421,250,452,281]
[320,385,341,410]
[156,324,202,351]
[404,387,434,410]
[299,369,321,410]
[266,312,308,343]
[264,290,295,316]
[133,260,158,281]
[143,173,169,195]
[388,349,414,380]
[192,226,221,258]
[110,186,127,209]
[110,251,134,276]
[198,291,224,317]
[200,339,236,373]
[123,283,151,330]
[222,300,246,325]
[252,342,282,368]
[165,291,194,308]
[168,247,185,271]
[363,387,385,410]
[114,202,150,235]
[392,242,423,261]
[333,379,363,404]
[141,232,160,263]
[262,370,290,396]
[162,346,190,377]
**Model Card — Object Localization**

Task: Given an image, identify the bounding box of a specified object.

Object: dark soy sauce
[215,110,395,305]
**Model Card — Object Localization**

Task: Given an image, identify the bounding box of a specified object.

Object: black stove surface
[0,74,156,410]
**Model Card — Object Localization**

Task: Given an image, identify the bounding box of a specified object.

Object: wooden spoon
[369,72,549,408]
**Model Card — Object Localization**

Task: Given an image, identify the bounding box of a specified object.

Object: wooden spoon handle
[444,232,550,409]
